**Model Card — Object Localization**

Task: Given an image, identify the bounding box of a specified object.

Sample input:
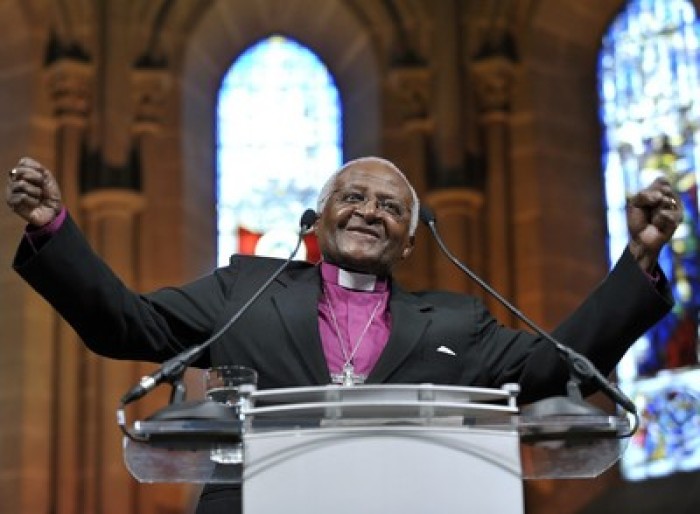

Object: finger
[7,172,44,201]
[663,196,679,211]
[627,189,664,209]
[654,182,680,204]
[7,180,43,202]
[8,165,45,186]
[12,157,52,183]
[649,176,672,187]
[629,185,679,211]
[16,156,47,172]
[8,179,43,200]
[8,166,22,182]
[658,189,683,217]
[8,167,40,187]
[7,190,42,212]
[651,208,682,235]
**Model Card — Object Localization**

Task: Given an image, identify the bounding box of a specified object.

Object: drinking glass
[204,365,258,464]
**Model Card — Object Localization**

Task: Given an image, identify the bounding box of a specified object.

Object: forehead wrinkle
[336,169,411,200]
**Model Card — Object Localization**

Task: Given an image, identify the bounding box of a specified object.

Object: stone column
[44,57,93,514]
[424,189,485,297]
[45,59,93,220]
[471,56,515,325]
[432,0,466,185]
[80,190,145,514]
[131,66,172,290]
[383,65,434,290]
[132,67,171,138]
[130,65,192,512]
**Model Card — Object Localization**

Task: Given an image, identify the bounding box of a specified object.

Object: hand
[626,177,683,272]
[5,157,63,227]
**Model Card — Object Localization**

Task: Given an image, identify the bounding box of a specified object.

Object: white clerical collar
[338,268,376,291]
[320,261,387,292]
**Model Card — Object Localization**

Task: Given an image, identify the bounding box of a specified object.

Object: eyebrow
[335,183,404,199]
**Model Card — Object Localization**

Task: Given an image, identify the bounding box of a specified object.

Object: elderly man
[6,156,681,514]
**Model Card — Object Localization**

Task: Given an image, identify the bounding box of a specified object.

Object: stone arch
[178,0,382,266]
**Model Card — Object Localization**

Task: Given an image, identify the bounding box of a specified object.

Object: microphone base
[146,400,239,421]
[519,395,626,444]
[521,395,607,418]
[131,401,244,449]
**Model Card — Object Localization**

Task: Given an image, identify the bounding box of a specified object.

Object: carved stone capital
[470,56,515,114]
[131,68,172,135]
[44,59,94,127]
[425,187,484,219]
[384,65,433,132]
[81,189,146,218]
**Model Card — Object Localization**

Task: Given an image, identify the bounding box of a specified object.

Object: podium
[123,384,630,514]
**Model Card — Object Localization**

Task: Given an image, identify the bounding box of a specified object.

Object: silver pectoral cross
[331,363,366,386]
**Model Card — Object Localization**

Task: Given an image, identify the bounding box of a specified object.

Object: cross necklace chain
[325,295,383,386]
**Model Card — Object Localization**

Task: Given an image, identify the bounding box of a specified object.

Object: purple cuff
[24,207,67,252]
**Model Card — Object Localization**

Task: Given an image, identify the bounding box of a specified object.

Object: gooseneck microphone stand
[117,209,318,440]
[419,205,638,433]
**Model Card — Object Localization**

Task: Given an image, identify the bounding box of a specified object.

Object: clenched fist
[5,157,63,227]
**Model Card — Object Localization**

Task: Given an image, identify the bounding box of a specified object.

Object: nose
[356,198,380,219]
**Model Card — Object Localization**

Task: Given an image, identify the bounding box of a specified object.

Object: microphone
[419,205,637,415]
[120,208,318,406]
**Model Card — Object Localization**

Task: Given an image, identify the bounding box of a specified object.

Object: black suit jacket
[14,214,673,513]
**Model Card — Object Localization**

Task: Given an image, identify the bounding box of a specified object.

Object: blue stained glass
[599,0,700,481]
[216,35,342,266]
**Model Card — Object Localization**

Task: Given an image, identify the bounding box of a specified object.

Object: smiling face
[315,160,415,276]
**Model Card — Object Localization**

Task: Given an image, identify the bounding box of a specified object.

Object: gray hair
[316,156,420,236]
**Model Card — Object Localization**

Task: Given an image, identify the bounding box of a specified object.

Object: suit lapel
[272,266,330,384]
[366,285,433,383]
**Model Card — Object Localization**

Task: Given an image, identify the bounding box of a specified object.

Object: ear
[401,236,415,259]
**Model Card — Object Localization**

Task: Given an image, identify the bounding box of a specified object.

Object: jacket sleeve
[476,248,673,403]
[13,213,235,366]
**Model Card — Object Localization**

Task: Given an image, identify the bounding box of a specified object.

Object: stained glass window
[216,35,342,266]
[599,0,700,480]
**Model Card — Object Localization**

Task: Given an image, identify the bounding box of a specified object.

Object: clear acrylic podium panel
[123,384,630,483]
[518,414,631,478]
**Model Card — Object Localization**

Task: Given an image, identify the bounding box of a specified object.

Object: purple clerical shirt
[318,262,391,380]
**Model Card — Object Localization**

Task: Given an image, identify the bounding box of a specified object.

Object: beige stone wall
[1,1,694,513]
